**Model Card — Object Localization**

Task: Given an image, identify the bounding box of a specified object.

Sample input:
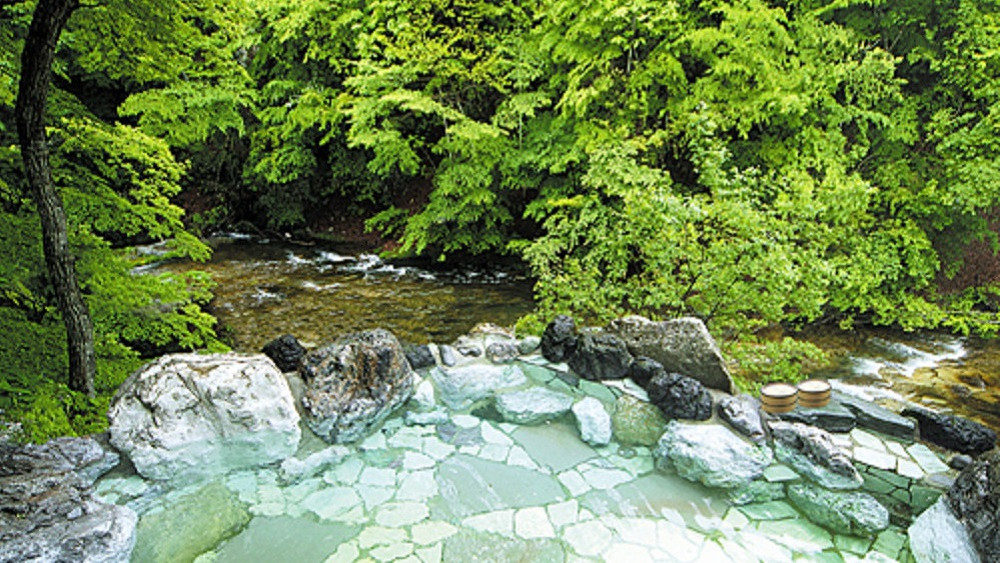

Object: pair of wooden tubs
[760,379,831,413]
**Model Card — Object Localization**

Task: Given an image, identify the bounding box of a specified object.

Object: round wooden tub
[760,383,798,414]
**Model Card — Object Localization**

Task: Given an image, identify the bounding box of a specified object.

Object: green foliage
[9,0,1000,439]
[726,337,831,396]
[0,0,228,443]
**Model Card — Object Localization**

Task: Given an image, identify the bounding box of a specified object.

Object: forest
[2,0,1000,441]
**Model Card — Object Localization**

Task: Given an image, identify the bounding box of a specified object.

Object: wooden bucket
[760,383,798,414]
[797,379,831,408]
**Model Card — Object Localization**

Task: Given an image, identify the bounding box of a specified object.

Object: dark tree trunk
[15,0,95,397]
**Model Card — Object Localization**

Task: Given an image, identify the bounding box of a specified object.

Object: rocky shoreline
[2,315,997,562]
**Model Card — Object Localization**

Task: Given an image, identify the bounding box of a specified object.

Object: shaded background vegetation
[3,0,1000,440]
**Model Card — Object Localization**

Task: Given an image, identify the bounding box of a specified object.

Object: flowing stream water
[104,235,1000,562]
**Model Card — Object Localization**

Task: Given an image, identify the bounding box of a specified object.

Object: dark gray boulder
[540,315,577,362]
[717,395,767,443]
[607,315,734,393]
[567,332,632,381]
[300,329,417,443]
[261,334,306,372]
[627,356,664,389]
[778,400,856,434]
[646,372,713,421]
[902,407,996,456]
[834,391,915,441]
[0,438,137,563]
[404,343,437,369]
[946,449,1000,562]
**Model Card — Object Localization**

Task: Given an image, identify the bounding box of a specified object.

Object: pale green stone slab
[396,469,438,502]
[557,470,591,496]
[374,501,430,527]
[906,444,949,474]
[754,518,835,552]
[370,542,413,562]
[896,458,924,480]
[834,533,873,555]
[415,542,442,563]
[546,499,579,529]
[886,441,909,457]
[302,486,361,520]
[738,501,801,521]
[359,466,397,488]
[410,521,457,546]
[461,509,514,535]
[579,465,632,490]
[853,447,897,471]
[514,506,556,539]
[358,526,408,549]
[851,428,887,452]
[564,520,613,556]
[763,464,801,483]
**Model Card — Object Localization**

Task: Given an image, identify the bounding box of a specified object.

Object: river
[157,234,1000,434]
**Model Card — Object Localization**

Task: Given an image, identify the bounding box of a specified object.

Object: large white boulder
[909,498,980,563]
[108,353,301,481]
[655,420,773,489]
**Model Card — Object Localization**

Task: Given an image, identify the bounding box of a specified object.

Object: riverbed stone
[486,339,521,364]
[646,371,713,421]
[132,481,250,563]
[495,387,574,425]
[769,421,863,490]
[612,394,668,447]
[572,397,612,446]
[431,363,528,410]
[404,343,437,370]
[717,394,767,443]
[541,315,577,362]
[0,439,137,563]
[655,420,773,489]
[262,334,306,372]
[834,391,916,441]
[438,344,457,366]
[300,329,416,444]
[787,483,889,537]
[108,352,301,480]
[908,498,979,563]
[946,448,1000,562]
[607,315,734,393]
[901,406,996,456]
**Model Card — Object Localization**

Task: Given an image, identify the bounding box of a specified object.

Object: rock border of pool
[1,315,997,562]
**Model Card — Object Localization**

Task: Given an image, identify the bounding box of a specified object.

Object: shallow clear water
[157,236,534,351]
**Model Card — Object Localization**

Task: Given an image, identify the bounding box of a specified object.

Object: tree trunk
[15,0,95,397]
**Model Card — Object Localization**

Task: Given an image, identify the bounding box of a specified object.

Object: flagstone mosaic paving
[93,355,945,562]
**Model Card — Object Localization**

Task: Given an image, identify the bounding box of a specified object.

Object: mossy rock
[132,481,251,562]
[611,394,667,447]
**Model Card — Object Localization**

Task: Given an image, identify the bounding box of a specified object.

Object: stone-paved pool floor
[97,410,915,562]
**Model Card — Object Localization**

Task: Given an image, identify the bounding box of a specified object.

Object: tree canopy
[4,0,1000,439]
